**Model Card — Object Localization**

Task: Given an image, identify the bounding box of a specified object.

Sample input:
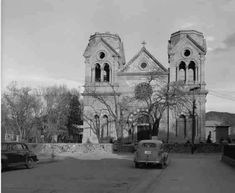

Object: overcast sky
[2,0,235,113]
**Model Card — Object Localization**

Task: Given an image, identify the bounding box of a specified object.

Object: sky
[2,0,235,113]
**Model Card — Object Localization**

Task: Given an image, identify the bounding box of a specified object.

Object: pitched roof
[121,46,167,72]
[205,120,230,127]
[83,37,121,58]
[100,38,121,57]
[186,34,206,54]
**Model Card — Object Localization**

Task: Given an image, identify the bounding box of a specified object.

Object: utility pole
[166,68,170,143]
[190,86,200,154]
[192,96,196,145]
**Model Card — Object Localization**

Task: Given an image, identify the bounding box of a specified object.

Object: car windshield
[1,144,9,151]
[142,143,157,148]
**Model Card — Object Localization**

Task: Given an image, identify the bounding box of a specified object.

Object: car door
[10,144,20,165]
[15,144,27,163]
[21,144,30,160]
[2,143,13,164]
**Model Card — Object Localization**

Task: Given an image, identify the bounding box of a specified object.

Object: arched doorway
[137,114,150,141]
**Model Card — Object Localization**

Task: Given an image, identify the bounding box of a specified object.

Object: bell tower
[168,30,208,142]
[82,32,125,143]
[83,32,125,87]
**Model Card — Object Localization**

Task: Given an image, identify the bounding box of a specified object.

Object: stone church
[82,30,207,144]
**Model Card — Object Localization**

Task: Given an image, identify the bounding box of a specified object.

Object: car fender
[1,154,8,160]
[161,152,168,162]
[28,152,39,162]
[134,151,137,162]
[1,154,8,168]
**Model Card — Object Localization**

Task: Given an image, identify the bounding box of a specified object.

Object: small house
[205,120,230,143]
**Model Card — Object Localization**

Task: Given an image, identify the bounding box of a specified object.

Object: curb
[38,158,58,164]
[37,154,61,164]
[221,155,235,167]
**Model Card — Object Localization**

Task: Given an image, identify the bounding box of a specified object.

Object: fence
[223,144,235,159]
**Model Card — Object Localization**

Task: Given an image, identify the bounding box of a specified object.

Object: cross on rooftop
[141,41,146,47]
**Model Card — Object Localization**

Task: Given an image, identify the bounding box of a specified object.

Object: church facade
[82,30,208,144]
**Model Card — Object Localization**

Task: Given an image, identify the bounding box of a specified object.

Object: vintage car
[134,139,168,168]
[1,142,39,170]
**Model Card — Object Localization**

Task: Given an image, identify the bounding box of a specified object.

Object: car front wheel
[135,162,140,168]
[1,161,7,171]
[26,158,35,169]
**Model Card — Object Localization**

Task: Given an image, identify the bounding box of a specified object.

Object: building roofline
[170,30,203,37]
[122,46,167,72]
[89,32,121,41]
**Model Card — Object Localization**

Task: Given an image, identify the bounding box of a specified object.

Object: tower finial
[141,41,146,47]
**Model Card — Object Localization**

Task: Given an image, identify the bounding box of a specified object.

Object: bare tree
[39,85,73,142]
[2,82,42,141]
[83,83,131,142]
[133,76,190,137]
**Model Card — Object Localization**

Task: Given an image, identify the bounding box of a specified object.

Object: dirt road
[1,153,161,193]
[2,153,235,193]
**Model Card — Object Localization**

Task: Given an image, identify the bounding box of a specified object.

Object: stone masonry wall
[27,143,113,154]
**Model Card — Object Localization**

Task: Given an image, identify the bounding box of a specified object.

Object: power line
[208,89,235,97]
[208,92,235,102]
[208,89,235,98]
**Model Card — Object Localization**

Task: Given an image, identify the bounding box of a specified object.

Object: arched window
[95,63,101,82]
[94,114,100,139]
[179,61,186,82]
[188,61,196,82]
[177,114,187,138]
[103,115,109,137]
[103,63,110,82]
[94,115,100,129]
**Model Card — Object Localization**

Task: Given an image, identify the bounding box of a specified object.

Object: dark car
[134,139,168,168]
[1,142,38,170]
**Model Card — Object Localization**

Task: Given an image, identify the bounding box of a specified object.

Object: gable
[171,36,206,56]
[120,47,167,75]
[84,38,120,58]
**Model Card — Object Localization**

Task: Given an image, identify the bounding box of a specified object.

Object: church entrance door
[137,125,150,141]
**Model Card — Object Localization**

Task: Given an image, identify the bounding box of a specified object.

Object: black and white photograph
[1,0,235,192]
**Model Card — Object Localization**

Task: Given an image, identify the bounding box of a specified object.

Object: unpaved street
[2,153,161,193]
[2,153,235,193]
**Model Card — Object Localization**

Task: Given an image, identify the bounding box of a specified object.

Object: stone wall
[221,144,235,167]
[223,144,235,159]
[164,143,223,153]
[27,143,113,154]
[115,143,223,153]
